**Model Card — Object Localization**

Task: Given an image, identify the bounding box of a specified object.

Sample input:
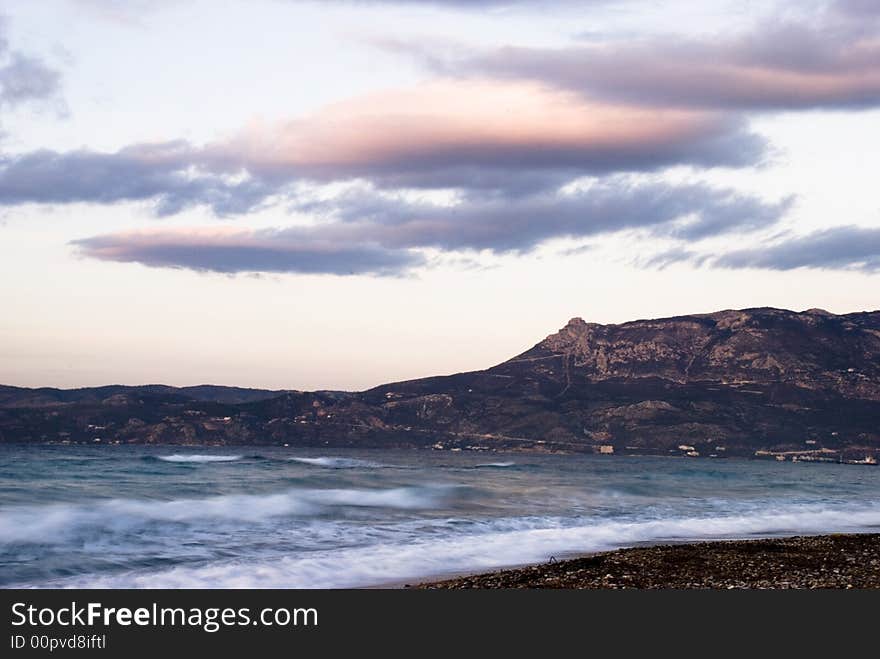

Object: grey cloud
[73,179,790,276]
[646,225,880,272]
[422,17,880,111]
[0,145,274,216]
[716,226,880,271]
[348,119,767,193]
[667,194,795,241]
[0,16,63,109]
[295,179,791,253]
[834,0,880,18]
[640,247,708,270]
[73,230,424,276]
[0,113,768,216]
[0,54,62,108]
[559,244,593,257]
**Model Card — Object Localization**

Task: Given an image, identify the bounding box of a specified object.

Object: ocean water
[1,445,878,588]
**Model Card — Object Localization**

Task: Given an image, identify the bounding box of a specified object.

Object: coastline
[412,534,880,589]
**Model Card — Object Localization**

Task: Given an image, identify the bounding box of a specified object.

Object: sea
[1,444,878,588]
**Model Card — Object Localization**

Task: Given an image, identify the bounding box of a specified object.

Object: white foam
[0,485,448,545]
[158,455,243,463]
[31,503,880,589]
[315,486,448,508]
[289,457,385,469]
[475,462,516,468]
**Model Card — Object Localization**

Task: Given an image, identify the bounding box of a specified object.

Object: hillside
[2,307,878,461]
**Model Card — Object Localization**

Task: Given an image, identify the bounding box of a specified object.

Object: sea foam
[158,455,243,463]
[26,503,880,589]
[0,485,451,545]
[289,457,386,469]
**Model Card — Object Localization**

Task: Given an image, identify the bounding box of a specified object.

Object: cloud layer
[422,18,880,111]
[293,180,792,252]
[73,227,424,276]
[7,2,879,277]
[74,179,791,274]
[0,143,272,216]
[1,80,766,215]
[650,226,880,272]
[224,81,765,185]
[717,226,880,271]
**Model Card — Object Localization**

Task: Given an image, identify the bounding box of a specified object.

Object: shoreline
[7,442,879,468]
[412,533,880,589]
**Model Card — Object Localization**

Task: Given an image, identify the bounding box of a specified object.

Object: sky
[0,0,878,391]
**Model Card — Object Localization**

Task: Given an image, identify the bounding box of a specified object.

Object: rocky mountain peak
[539,316,596,354]
[2,306,879,458]
[514,307,880,399]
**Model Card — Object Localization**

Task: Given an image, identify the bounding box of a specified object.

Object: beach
[416,534,880,589]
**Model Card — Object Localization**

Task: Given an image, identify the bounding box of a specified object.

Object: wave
[157,455,243,463]
[20,502,880,589]
[289,457,386,469]
[0,485,452,545]
[474,462,516,468]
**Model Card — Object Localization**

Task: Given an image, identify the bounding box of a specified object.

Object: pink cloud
[212,79,758,181]
[414,17,880,111]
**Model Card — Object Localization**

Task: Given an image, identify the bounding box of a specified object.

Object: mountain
[2,307,879,462]
[0,384,292,408]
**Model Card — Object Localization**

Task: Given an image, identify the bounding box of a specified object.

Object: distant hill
[2,308,879,462]
[0,384,292,408]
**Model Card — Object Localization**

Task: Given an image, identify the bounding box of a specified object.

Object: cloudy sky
[1,0,878,390]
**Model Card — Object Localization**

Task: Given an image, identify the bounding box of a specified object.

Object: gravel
[414,534,880,589]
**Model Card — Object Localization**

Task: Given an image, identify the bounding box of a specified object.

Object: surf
[26,502,880,589]
[156,454,243,463]
[0,484,454,546]
[289,457,386,469]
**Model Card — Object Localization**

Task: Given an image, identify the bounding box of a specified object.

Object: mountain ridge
[2,307,879,462]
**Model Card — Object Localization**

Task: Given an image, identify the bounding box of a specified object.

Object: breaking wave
[289,457,386,469]
[7,445,880,589]
[31,503,880,589]
[157,455,243,463]
[0,485,452,545]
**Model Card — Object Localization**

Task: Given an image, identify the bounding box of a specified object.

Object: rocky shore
[415,534,880,589]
